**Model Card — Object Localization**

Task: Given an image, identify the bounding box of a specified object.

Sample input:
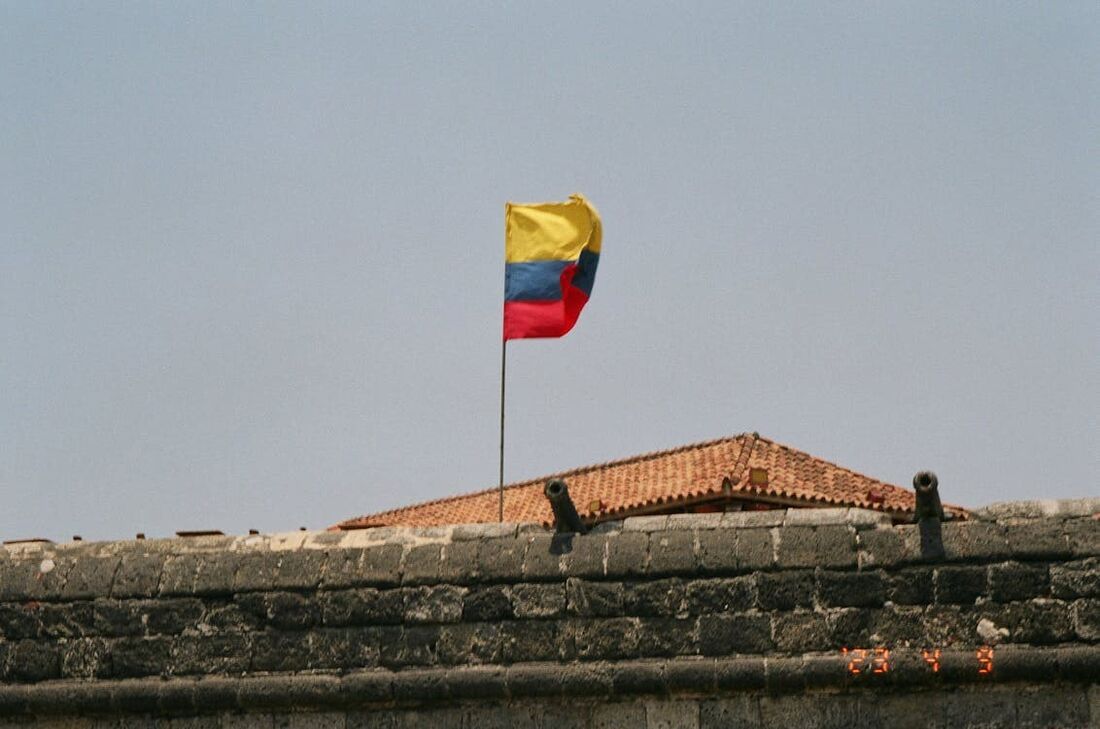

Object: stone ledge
[975,499,1100,522]
[1,647,1097,717]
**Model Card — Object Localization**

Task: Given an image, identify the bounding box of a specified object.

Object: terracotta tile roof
[334,433,967,529]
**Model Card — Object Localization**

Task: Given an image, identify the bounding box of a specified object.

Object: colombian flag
[503,193,602,341]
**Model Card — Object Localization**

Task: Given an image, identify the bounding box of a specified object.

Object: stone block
[189,553,240,597]
[1063,517,1100,558]
[263,591,322,630]
[695,529,740,574]
[1014,686,1090,728]
[1004,522,1072,560]
[934,565,987,604]
[645,700,700,729]
[636,617,696,657]
[272,550,327,591]
[940,687,1018,729]
[399,544,441,585]
[567,578,625,617]
[592,702,645,729]
[871,605,925,646]
[1071,598,1100,640]
[816,570,885,608]
[698,696,762,729]
[462,585,513,621]
[477,539,525,582]
[624,578,686,617]
[713,656,766,691]
[606,532,649,578]
[511,582,566,618]
[60,556,122,600]
[572,617,640,661]
[988,562,1049,602]
[110,553,166,598]
[609,661,665,696]
[436,622,502,665]
[827,608,876,647]
[857,526,920,569]
[723,511,785,529]
[771,611,831,653]
[110,636,172,678]
[755,571,813,610]
[158,554,203,596]
[440,664,507,700]
[885,567,934,605]
[696,614,773,655]
[249,631,311,672]
[232,552,283,593]
[784,508,849,526]
[684,577,755,615]
[500,619,568,662]
[561,533,609,578]
[171,632,251,675]
[3,640,60,682]
[759,693,859,728]
[521,535,562,580]
[623,515,670,533]
[0,604,42,640]
[451,522,515,541]
[941,522,1011,562]
[649,531,697,576]
[321,588,404,626]
[777,526,855,569]
[1050,558,1100,598]
[307,627,379,670]
[60,637,111,679]
[38,596,95,638]
[403,585,465,624]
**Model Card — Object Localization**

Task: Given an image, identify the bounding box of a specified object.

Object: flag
[503,193,602,340]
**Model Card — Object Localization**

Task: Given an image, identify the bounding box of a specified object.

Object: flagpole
[498,339,507,522]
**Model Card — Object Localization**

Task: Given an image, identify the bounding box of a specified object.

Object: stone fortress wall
[0,499,1098,728]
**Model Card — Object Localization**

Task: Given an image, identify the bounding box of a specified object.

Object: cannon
[544,479,588,535]
[913,470,945,560]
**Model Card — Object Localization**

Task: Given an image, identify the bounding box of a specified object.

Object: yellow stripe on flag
[505,193,601,264]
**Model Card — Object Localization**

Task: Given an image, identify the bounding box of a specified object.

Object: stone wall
[0,499,1097,728]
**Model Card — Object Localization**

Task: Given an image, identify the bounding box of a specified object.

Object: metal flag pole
[498,339,507,522]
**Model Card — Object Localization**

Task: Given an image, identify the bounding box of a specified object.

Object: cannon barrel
[913,471,944,522]
[544,479,588,534]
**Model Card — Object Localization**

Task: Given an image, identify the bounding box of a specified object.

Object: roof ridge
[340,433,753,525]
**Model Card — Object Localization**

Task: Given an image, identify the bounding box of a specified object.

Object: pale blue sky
[3,2,1097,541]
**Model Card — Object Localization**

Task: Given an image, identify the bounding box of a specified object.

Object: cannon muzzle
[545,479,588,534]
[913,471,944,522]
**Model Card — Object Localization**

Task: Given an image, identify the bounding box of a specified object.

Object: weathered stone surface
[776,527,856,569]
[696,614,773,655]
[755,572,813,611]
[566,579,624,617]
[988,562,1048,602]
[1050,558,1100,599]
[624,579,685,618]
[816,570,885,608]
[934,565,988,605]
[605,533,649,578]
[510,583,566,619]
[684,577,754,615]
[648,531,696,576]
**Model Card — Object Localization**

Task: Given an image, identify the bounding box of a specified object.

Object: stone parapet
[0,502,1097,726]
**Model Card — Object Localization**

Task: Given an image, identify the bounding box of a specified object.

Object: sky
[2,2,1097,542]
